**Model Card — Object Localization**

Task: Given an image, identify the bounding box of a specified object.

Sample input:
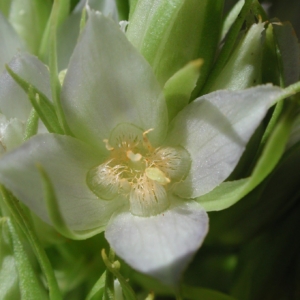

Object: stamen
[87,123,191,217]
[129,174,170,217]
[143,128,154,152]
[86,161,123,199]
[150,147,190,181]
[145,167,170,185]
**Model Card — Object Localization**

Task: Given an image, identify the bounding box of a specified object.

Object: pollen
[87,123,190,217]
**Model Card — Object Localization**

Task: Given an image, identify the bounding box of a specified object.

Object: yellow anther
[145,167,170,185]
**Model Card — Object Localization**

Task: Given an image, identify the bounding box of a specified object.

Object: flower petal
[0,53,51,122]
[57,0,119,70]
[0,134,124,230]
[0,113,24,156]
[165,85,285,198]
[61,11,168,150]
[105,200,208,286]
[0,12,26,73]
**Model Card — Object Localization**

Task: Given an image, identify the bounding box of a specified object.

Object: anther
[145,167,170,185]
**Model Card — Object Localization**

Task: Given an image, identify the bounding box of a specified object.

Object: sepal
[163,59,202,121]
[5,64,64,134]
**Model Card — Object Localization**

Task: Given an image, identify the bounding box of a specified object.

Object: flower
[0,11,287,286]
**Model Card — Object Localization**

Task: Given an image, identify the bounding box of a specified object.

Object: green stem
[104,248,115,300]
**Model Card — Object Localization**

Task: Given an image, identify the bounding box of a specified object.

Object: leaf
[220,0,244,41]
[208,22,265,91]
[116,0,129,20]
[200,0,254,95]
[39,0,70,61]
[85,271,106,300]
[0,216,20,300]
[24,108,39,141]
[273,21,300,86]
[47,0,72,135]
[0,186,62,300]
[127,0,223,87]
[261,23,281,86]
[164,59,202,120]
[5,64,63,134]
[8,0,51,54]
[6,218,47,300]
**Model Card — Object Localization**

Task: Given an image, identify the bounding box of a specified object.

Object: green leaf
[200,0,254,94]
[29,87,63,134]
[220,0,244,41]
[164,59,202,120]
[249,0,268,21]
[128,0,138,18]
[208,21,265,91]
[0,217,20,300]
[261,23,281,86]
[0,186,62,300]
[182,285,236,300]
[0,0,12,17]
[79,4,87,34]
[116,0,129,20]
[24,108,39,141]
[5,64,63,134]
[6,218,47,300]
[273,21,300,86]
[190,0,224,96]
[127,0,223,86]
[39,0,70,62]
[85,271,106,300]
[48,0,73,135]
[8,0,51,54]
[101,249,137,300]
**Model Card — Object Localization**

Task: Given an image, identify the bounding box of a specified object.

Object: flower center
[87,123,190,217]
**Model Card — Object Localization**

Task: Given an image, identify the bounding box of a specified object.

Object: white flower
[0,11,287,286]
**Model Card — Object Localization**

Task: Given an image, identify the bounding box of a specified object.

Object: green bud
[208,21,265,91]
[8,0,52,55]
[126,0,223,87]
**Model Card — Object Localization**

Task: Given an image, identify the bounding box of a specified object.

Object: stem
[103,248,115,300]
